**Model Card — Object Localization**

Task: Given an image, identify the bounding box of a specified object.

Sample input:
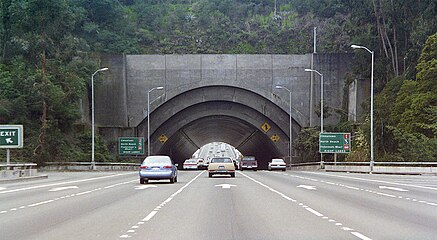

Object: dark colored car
[139,155,178,184]
[239,156,258,171]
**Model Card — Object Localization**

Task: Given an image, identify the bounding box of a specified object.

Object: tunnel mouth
[136,85,301,169]
[157,115,283,170]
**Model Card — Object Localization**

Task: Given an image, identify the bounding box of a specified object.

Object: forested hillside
[1,0,436,163]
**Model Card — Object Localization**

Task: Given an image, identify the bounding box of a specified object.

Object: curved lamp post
[275,85,292,164]
[147,86,164,156]
[91,67,109,170]
[304,69,324,132]
[305,69,324,168]
[351,44,374,173]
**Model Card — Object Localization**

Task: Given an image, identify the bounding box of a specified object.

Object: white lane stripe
[305,172,437,192]
[242,171,374,240]
[376,192,396,198]
[143,211,158,221]
[305,207,324,217]
[0,172,136,194]
[351,231,373,240]
[119,171,204,239]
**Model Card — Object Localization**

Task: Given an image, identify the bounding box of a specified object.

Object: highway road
[1,170,437,240]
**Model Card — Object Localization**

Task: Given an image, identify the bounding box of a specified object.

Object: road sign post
[319,133,351,154]
[0,125,24,165]
[119,137,145,155]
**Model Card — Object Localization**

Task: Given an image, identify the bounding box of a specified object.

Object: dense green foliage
[1,0,436,163]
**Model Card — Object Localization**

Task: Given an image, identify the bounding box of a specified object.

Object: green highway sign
[319,132,351,153]
[0,125,23,149]
[119,137,144,155]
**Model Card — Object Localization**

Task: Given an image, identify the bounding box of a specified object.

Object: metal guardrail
[324,162,437,166]
[290,161,437,167]
[289,161,437,175]
[0,163,37,169]
[41,162,140,171]
[43,162,139,166]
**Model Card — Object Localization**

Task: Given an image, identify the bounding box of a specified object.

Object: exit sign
[0,125,24,148]
[319,133,351,153]
[119,137,144,155]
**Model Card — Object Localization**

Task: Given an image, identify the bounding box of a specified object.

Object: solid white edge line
[304,171,437,192]
[351,231,373,240]
[0,172,136,194]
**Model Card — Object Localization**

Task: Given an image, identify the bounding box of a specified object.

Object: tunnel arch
[136,86,302,168]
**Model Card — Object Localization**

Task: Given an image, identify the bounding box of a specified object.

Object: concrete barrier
[1,163,38,178]
[41,162,139,171]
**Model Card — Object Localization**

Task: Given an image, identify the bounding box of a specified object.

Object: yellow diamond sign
[159,135,168,144]
[270,134,280,142]
[261,122,271,133]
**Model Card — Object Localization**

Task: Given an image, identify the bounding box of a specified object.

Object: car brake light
[163,166,173,169]
[140,165,148,169]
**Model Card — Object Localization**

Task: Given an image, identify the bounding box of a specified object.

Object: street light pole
[305,69,324,168]
[275,85,292,165]
[351,44,374,173]
[91,67,109,170]
[304,69,324,132]
[147,86,164,156]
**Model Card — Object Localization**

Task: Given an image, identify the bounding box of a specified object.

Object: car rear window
[211,158,232,163]
[242,156,255,161]
[143,156,171,165]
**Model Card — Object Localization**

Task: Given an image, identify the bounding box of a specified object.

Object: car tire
[268,168,272,171]
[282,169,286,171]
[140,178,145,184]
[174,176,178,182]
[208,173,213,178]
[170,177,175,183]
[231,173,235,178]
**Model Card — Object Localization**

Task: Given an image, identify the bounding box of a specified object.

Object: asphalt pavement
[1,170,436,240]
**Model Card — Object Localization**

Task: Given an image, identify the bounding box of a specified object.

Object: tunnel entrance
[158,115,282,169]
[193,142,241,162]
[136,86,302,169]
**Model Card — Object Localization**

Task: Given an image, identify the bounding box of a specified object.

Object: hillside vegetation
[1,0,436,163]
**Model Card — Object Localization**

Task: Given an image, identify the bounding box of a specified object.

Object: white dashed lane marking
[119,171,204,239]
[240,172,373,240]
[269,171,437,208]
[0,180,137,215]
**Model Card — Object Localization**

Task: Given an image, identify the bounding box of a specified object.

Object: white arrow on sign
[5,138,13,143]
[215,184,237,189]
[297,185,317,190]
[135,185,157,190]
[49,186,79,192]
[379,186,409,192]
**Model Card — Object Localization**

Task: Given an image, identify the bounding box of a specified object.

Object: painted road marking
[0,172,135,194]
[1,180,137,215]
[119,171,204,239]
[240,172,373,240]
[215,184,237,189]
[305,172,437,192]
[49,186,79,192]
[135,185,157,190]
[276,172,437,208]
[297,185,317,190]
[379,186,409,192]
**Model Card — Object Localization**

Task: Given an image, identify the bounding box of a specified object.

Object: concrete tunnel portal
[136,86,302,169]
